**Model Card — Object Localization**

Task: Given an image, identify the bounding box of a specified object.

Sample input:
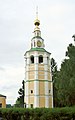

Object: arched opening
[39,55,43,63]
[30,55,34,64]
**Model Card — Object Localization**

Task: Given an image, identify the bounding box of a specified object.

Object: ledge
[25,48,51,55]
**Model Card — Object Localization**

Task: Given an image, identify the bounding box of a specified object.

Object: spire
[34,6,40,27]
[31,8,45,49]
[36,6,38,19]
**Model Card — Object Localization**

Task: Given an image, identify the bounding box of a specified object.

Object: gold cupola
[34,18,40,26]
[34,6,40,27]
[31,8,45,49]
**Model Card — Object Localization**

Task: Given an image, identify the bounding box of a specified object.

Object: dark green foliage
[51,58,57,81]
[51,58,58,107]
[15,80,25,108]
[53,42,75,107]
[0,107,75,120]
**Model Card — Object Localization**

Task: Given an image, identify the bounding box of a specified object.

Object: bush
[0,107,75,120]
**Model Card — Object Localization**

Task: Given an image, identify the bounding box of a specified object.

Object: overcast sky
[0,0,75,105]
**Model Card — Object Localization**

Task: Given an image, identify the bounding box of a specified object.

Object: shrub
[0,107,75,120]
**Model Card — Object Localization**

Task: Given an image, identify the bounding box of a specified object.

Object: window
[31,90,33,93]
[0,103,2,108]
[30,56,34,63]
[49,90,51,93]
[30,104,33,108]
[39,55,43,63]
[37,32,39,36]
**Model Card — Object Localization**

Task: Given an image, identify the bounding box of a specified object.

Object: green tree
[56,42,75,107]
[15,80,25,107]
[51,58,58,81]
[51,58,58,107]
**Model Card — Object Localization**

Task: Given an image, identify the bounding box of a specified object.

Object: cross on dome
[34,6,40,27]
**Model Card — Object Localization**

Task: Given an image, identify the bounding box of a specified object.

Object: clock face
[37,40,42,47]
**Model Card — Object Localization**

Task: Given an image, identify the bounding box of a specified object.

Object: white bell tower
[24,11,53,108]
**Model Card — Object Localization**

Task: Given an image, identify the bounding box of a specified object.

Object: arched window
[39,55,43,63]
[30,55,34,64]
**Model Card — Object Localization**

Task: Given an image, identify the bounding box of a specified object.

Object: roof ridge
[0,94,6,98]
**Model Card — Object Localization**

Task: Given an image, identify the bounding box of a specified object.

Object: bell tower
[24,12,53,108]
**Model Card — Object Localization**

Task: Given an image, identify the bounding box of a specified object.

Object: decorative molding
[25,79,53,83]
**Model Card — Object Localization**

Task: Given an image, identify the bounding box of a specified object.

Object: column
[25,53,30,108]
[44,53,49,107]
[25,82,29,108]
[26,53,30,80]
[34,52,39,108]
[45,81,49,108]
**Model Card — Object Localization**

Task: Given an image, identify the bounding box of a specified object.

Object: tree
[51,58,58,107]
[15,80,25,107]
[55,42,75,107]
[51,58,57,81]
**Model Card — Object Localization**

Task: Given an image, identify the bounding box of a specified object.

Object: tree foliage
[54,42,75,107]
[51,58,58,107]
[15,81,24,107]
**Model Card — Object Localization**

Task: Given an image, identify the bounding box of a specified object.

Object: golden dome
[34,18,40,26]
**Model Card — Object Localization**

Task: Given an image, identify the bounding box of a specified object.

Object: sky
[0,0,75,105]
